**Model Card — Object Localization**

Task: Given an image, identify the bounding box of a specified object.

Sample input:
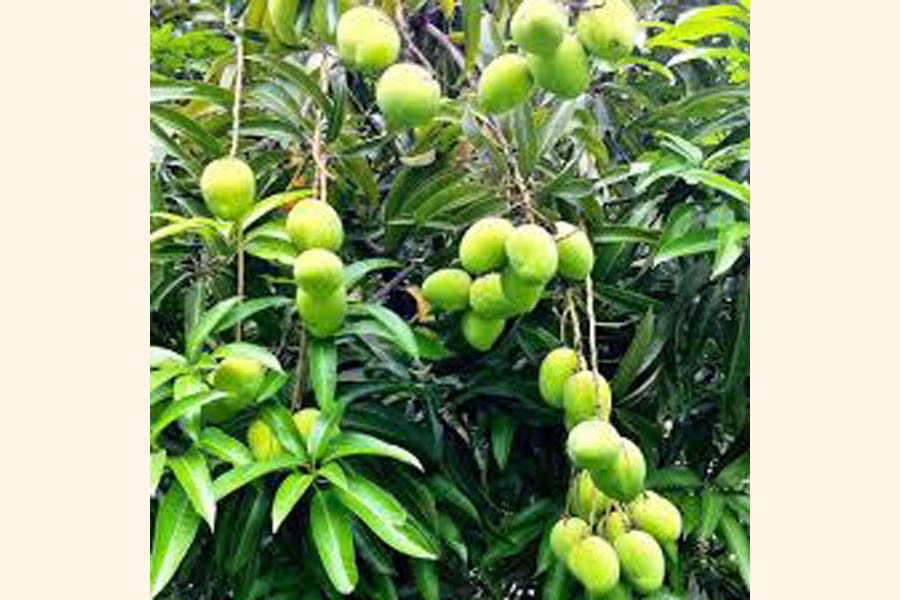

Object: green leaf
[168,449,217,529]
[241,190,310,231]
[410,558,440,600]
[656,130,703,165]
[151,346,187,368]
[317,462,349,491]
[212,296,294,336]
[595,225,660,245]
[150,76,234,108]
[645,468,703,490]
[655,229,719,263]
[185,297,242,361]
[462,0,481,72]
[272,472,314,532]
[712,222,750,278]
[309,337,337,411]
[343,258,402,289]
[213,455,305,500]
[150,104,224,158]
[230,484,269,574]
[198,427,253,466]
[698,491,726,539]
[348,304,419,361]
[678,169,750,204]
[150,483,202,598]
[150,217,219,246]
[321,432,424,472]
[490,414,515,469]
[310,489,359,595]
[259,403,309,460]
[611,310,655,398]
[151,365,186,393]
[213,341,285,373]
[715,452,750,487]
[151,450,167,497]
[150,391,228,443]
[428,475,482,525]
[247,55,331,116]
[719,510,750,589]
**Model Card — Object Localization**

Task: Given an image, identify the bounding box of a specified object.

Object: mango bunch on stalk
[419,217,594,351]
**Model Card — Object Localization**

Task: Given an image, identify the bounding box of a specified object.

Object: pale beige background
[0,0,898,598]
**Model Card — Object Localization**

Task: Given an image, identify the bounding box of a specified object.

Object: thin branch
[425,23,464,70]
[291,326,307,410]
[395,3,435,72]
[229,15,247,157]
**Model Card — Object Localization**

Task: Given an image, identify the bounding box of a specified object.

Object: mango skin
[527,34,590,99]
[200,157,256,221]
[572,469,611,520]
[293,249,344,297]
[469,273,516,319]
[296,284,347,338]
[478,54,534,114]
[462,311,506,351]
[626,491,683,543]
[576,0,639,61]
[505,224,559,284]
[213,357,266,403]
[614,530,665,594]
[286,199,344,252]
[376,63,442,128]
[602,510,631,543]
[556,221,595,280]
[336,6,400,71]
[549,517,591,561]
[500,267,544,314]
[566,535,621,596]
[459,217,515,274]
[567,418,621,471]
[539,347,579,407]
[422,268,472,312]
[292,407,320,442]
[511,0,568,56]
[591,438,646,502]
[562,370,612,428]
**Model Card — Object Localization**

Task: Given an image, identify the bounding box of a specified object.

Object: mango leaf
[321,432,424,472]
[150,391,228,443]
[151,346,187,368]
[229,484,269,574]
[247,55,331,115]
[168,449,217,530]
[151,450,167,497]
[715,451,750,488]
[698,491,726,539]
[596,225,660,245]
[490,414,515,469]
[310,489,359,594]
[712,222,750,278]
[655,229,719,263]
[150,217,219,246]
[410,558,440,600]
[271,472,314,533]
[241,189,310,231]
[656,130,703,165]
[348,304,419,361]
[645,467,703,490]
[719,510,750,589]
[309,337,337,411]
[150,77,234,108]
[462,0,481,72]
[213,296,294,335]
[150,483,202,598]
[343,258,402,289]
[198,427,253,466]
[213,455,305,500]
[150,104,224,158]
[259,403,309,460]
[678,169,750,204]
[428,475,482,525]
[213,341,285,373]
[185,297,242,361]
[317,462,349,491]
[611,310,656,397]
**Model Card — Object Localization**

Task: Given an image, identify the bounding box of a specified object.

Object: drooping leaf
[213,455,305,501]
[309,337,338,411]
[168,449,217,529]
[185,297,242,361]
[719,510,750,589]
[151,450,167,497]
[271,472,314,532]
[348,304,419,361]
[198,427,253,466]
[150,483,202,598]
[611,310,655,397]
[150,391,228,443]
[310,488,359,595]
[321,432,424,472]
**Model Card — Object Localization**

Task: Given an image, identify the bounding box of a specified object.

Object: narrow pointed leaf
[150,483,202,598]
[151,450,167,497]
[150,391,228,443]
[321,432,424,472]
[272,472,314,532]
[309,337,337,411]
[611,310,656,397]
[168,449,217,529]
[213,455,305,500]
[310,489,358,594]
[185,297,242,361]
[348,304,419,360]
[719,510,750,589]
[198,427,253,466]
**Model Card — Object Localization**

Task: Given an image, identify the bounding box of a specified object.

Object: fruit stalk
[291,325,307,409]
[584,260,599,387]
[229,14,247,157]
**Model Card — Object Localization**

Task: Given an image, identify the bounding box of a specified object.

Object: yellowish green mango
[292,407,320,442]
[286,199,344,252]
[566,535,621,596]
[478,54,534,114]
[562,370,612,428]
[527,34,590,99]
[459,217,514,274]
[500,267,544,314]
[626,491,683,543]
[567,418,621,471]
[293,249,344,297]
[614,530,665,594]
[539,347,579,407]
[555,221,595,280]
[247,418,284,460]
[200,157,256,221]
[213,357,266,403]
[296,284,347,338]
[591,438,646,502]
[376,63,442,128]
[505,224,558,284]
[511,0,568,55]
[549,516,591,561]
[576,0,639,61]
[422,268,472,312]
[602,510,631,543]
[469,273,516,319]
[572,469,611,520]
[462,311,506,351]
[336,6,400,71]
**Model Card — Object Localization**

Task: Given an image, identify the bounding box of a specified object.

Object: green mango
[459,217,514,274]
[527,34,590,99]
[505,224,558,284]
[336,6,400,71]
[566,535,621,596]
[602,510,631,543]
[538,346,579,407]
[200,157,256,221]
[555,221,595,280]
[562,370,612,428]
[376,63,442,128]
[591,438,646,502]
[549,516,591,561]
[567,418,621,471]
[572,470,611,520]
[626,491,683,543]
[469,273,516,319]
[296,284,347,338]
[294,249,344,297]
[511,0,568,55]
[422,268,472,312]
[500,267,544,314]
[247,418,284,460]
[462,311,506,351]
[614,530,665,594]
[576,0,639,61]
[478,53,534,114]
[286,199,344,252]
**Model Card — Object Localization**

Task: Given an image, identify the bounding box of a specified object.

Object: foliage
[150,0,749,598]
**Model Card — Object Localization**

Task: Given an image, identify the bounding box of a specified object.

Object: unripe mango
[549,517,591,561]
[292,407,320,442]
[247,418,284,461]
[539,347,579,407]
[296,284,347,338]
[500,267,544,314]
[376,63,442,128]
[566,535,621,596]
[459,217,514,274]
[511,0,568,55]
[470,273,516,319]
[294,249,344,297]
[286,199,344,252]
[576,0,639,61]
[505,224,558,284]
[527,34,590,99]
[567,418,621,471]
[572,470,611,520]
[562,370,612,427]
[478,54,534,114]
[462,311,506,351]
[602,510,631,543]
[614,530,665,594]
[555,221,595,280]
[422,268,472,312]
[200,157,256,221]
[626,491,682,543]
[336,6,400,71]
[213,357,266,403]
[590,438,646,502]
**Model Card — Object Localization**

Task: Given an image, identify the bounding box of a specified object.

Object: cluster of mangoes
[286,199,348,337]
[420,217,594,351]
[335,6,443,129]
[478,0,640,113]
